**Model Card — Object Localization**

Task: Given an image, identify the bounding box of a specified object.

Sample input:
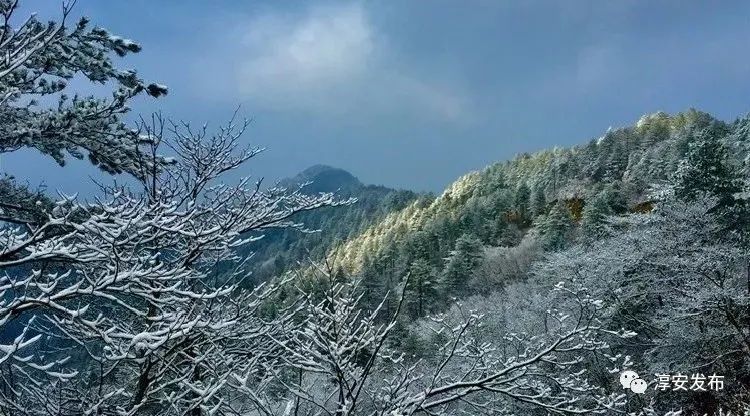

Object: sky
[4,1,750,193]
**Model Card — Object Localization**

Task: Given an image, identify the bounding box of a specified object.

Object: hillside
[243,110,739,292]
[257,108,750,414]
[241,165,422,284]
[298,109,749,315]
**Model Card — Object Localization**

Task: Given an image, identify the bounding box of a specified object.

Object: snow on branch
[0,110,345,414]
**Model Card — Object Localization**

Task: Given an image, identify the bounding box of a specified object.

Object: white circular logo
[630,378,647,394]
[619,370,639,389]
[619,371,647,394]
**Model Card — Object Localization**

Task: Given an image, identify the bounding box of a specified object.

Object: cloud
[574,44,623,91]
[240,4,373,96]
[234,3,470,122]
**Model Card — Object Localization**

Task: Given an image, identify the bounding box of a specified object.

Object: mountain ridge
[294,109,747,314]
[279,164,363,194]
[242,164,422,284]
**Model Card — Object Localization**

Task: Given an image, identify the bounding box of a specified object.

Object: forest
[0,1,749,415]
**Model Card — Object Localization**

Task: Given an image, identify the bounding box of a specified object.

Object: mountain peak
[282,165,362,193]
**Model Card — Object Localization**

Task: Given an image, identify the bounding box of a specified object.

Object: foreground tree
[536,192,750,414]
[254,263,633,415]
[0,0,167,179]
[0,112,345,414]
[0,3,345,414]
[0,1,170,411]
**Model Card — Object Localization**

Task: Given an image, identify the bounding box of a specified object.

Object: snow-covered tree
[600,181,628,214]
[530,184,547,217]
[537,200,573,250]
[471,236,541,290]
[440,233,482,297]
[673,134,741,203]
[0,2,192,412]
[513,182,531,222]
[536,192,750,414]
[0,107,347,414]
[581,191,612,240]
[405,258,437,317]
[0,0,167,178]
[264,263,631,415]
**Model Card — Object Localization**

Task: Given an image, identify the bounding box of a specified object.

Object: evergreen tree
[605,141,628,180]
[600,182,628,214]
[531,184,547,217]
[581,139,604,181]
[637,111,671,150]
[538,200,573,250]
[673,136,741,203]
[581,192,612,240]
[730,115,750,177]
[440,234,483,298]
[405,259,437,317]
[673,135,747,235]
[514,182,531,222]
[489,190,513,239]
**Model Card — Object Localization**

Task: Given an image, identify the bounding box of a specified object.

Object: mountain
[247,110,750,414]
[242,165,422,284]
[257,109,749,320]
[278,164,363,194]
[286,109,749,316]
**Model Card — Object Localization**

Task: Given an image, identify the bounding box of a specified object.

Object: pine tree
[514,182,531,222]
[581,192,611,240]
[440,234,483,298]
[605,141,628,180]
[600,182,628,214]
[674,136,741,203]
[531,184,547,217]
[405,259,437,317]
[673,135,747,235]
[581,139,604,181]
[0,3,167,178]
[538,200,573,250]
[637,111,671,151]
[730,115,750,177]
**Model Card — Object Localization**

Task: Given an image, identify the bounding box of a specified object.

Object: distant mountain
[241,165,423,285]
[279,164,362,194]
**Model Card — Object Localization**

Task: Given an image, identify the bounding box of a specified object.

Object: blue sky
[4,1,750,193]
